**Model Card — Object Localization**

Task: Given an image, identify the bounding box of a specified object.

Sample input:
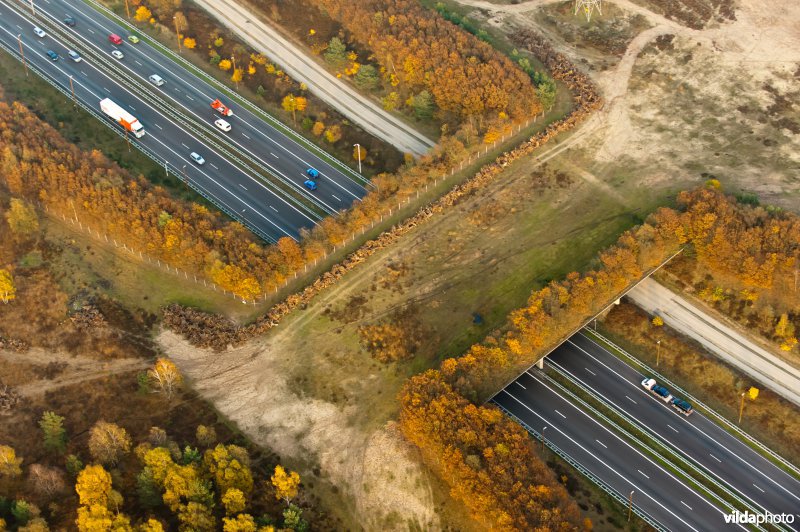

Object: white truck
[99,98,145,138]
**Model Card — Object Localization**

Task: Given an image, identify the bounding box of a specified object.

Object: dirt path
[190,0,435,156]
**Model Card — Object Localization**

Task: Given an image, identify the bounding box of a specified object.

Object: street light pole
[173,17,182,53]
[124,0,130,19]
[17,35,28,77]
[354,143,362,173]
[656,339,661,366]
[541,426,547,452]
[29,0,34,15]
[69,75,76,106]
[738,391,746,424]
[628,490,635,522]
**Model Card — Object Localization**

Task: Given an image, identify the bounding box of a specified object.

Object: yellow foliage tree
[148,358,183,400]
[88,422,131,466]
[142,447,174,485]
[0,269,15,304]
[247,63,256,75]
[652,316,664,327]
[324,125,342,144]
[270,465,300,505]
[76,504,131,531]
[5,198,39,237]
[0,445,23,478]
[134,6,152,22]
[162,464,201,511]
[218,59,232,71]
[203,445,253,496]
[311,121,325,136]
[221,488,247,515]
[231,68,244,84]
[183,37,196,50]
[75,465,113,507]
[294,97,307,112]
[353,145,367,162]
[222,514,257,532]
[177,501,216,531]
[138,518,165,532]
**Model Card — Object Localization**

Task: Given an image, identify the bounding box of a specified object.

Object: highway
[492,368,740,531]
[0,0,368,241]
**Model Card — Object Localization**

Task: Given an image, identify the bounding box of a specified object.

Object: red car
[108,33,123,45]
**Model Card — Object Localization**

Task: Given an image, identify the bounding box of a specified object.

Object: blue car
[46,50,59,61]
[306,167,320,179]
[304,179,317,191]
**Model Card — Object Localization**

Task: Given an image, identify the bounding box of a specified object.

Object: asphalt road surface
[492,368,741,531]
[549,333,800,528]
[190,0,436,157]
[1,0,367,241]
[628,278,800,407]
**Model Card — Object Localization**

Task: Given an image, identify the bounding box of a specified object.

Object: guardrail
[0,30,277,244]
[491,400,667,532]
[79,0,371,188]
[11,0,330,222]
[583,329,800,482]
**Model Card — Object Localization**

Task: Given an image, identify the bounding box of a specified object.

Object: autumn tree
[222,514,257,532]
[270,465,300,505]
[75,465,114,507]
[39,411,67,453]
[221,488,246,515]
[5,198,38,237]
[183,37,196,49]
[0,269,15,304]
[195,425,217,448]
[28,464,66,497]
[75,504,131,531]
[324,125,342,143]
[134,5,152,22]
[0,445,23,478]
[148,359,183,400]
[410,90,434,120]
[311,121,325,136]
[203,444,253,496]
[231,68,244,84]
[177,501,216,531]
[353,145,367,162]
[281,95,299,124]
[88,422,131,466]
[218,59,232,71]
[652,316,664,327]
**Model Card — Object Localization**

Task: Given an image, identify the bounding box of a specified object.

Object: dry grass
[601,302,800,466]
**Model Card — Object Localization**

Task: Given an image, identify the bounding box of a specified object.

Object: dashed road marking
[154,123,163,130]
[269,205,278,212]
[239,184,247,191]
[181,143,189,149]
[638,470,649,479]
[210,163,218,170]
[15,25,22,30]
[709,454,722,463]
[625,395,637,404]
[585,367,596,376]
[129,105,135,111]
[103,87,110,92]
[331,194,341,202]
[667,424,679,433]
[186,95,194,101]
[80,70,87,76]
[174,87,180,92]
[753,484,765,493]
[134,60,142,66]
[515,381,526,390]
[554,409,566,419]
[681,501,692,510]
[87,28,95,34]
[270,152,278,158]
[595,439,607,449]
[242,132,250,139]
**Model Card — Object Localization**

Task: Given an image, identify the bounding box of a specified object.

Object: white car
[33,26,46,38]
[148,74,165,86]
[111,49,124,60]
[214,118,231,132]
[67,50,82,63]
[190,152,205,165]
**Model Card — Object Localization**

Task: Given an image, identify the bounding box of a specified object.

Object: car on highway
[671,398,694,416]
[108,33,123,45]
[63,15,76,27]
[148,74,165,87]
[128,35,140,44]
[190,152,205,165]
[214,118,231,132]
[111,50,124,60]
[33,27,46,38]
[46,50,59,62]
[304,179,318,191]
[306,168,320,179]
[67,50,81,62]
[641,377,673,403]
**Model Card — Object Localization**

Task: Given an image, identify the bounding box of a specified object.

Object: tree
[138,519,165,532]
[231,68,244,84]
[177,501,216,532]
[10,500,36,526]
[88,422,131,466]
[218,59,232,71]
[183,37,196,49]
[203,445,253,496]
[195,425,217,448]
[281,95,299,124]
[354,64,379,90]
[222,514,256,532]
[0,269,15,304]
[65,454,84,477]
[5,198,38,237]
[221,488,246,515]
[18,517,49,532]
[410,91,434,120]
[311,121,325,136]
[282,504,303,530]
[382,92,400,111]
[134,5,152,22]
[775,313,794,339]
[75,504,130,532]
[324,125,342,144]
[75,465,113,507]
[173,11,188,34]
[28,464,66,497]
[0,445,22,478]
[148,359,183,400]
[39,411,67,453]
[324,37,347,67]
[353,145,367,162]
[270,465,300,505]
[652,316,664,327]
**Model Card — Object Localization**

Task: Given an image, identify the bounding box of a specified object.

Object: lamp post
[656,339,661,366]
[69,75,76,106]
[17,34,28,77]
[29,0,34,15]
[231,55,239,90]
[541,426,547,452]
[628,490,635,522]
[124,0,130,19]
[738,391,746,425]
[173,16,182,53]
[354,143,362,173]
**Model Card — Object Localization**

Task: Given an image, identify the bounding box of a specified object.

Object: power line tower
[574,0,603,22]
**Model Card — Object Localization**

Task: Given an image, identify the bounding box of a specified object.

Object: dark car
[64,15,76,27]
[306,167,320,179]
[46,50,59,61]
[652,385,672,402]
[672,398,694,416]
[303,179,318,191]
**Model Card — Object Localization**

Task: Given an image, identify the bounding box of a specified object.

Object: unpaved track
[191,0,435,157]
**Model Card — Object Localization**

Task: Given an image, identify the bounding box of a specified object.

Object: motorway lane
[0,0,314,241]
[38,0,367,213]
[551,333,800,525]
[492,369,740,531]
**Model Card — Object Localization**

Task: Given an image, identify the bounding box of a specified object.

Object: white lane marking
[515,381,526,390]
[667,424,679,433]
[625,395,637,404]
[710,454,722,463]
[210,163,219,170]
[638,469,650,479]
[595,439,607,449]
[134,60,142,66]
[753,484,765,493]
[241,132,250,139]
[186,95,194,101]
[129,105,135,111]
[87,28,94,34]
[681,501,693,510]
[181,143,189,149]
[270,205,278,212]
[554,409,566,419]
[15,24,21,30]
[80,70,87,76]
[174,87,180,92]
[331,194,342,202]
[103,86,110,92]
[239,184,247,191]
[584,367,596,376]
[154,124,163,130]
[270,152,278,158]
